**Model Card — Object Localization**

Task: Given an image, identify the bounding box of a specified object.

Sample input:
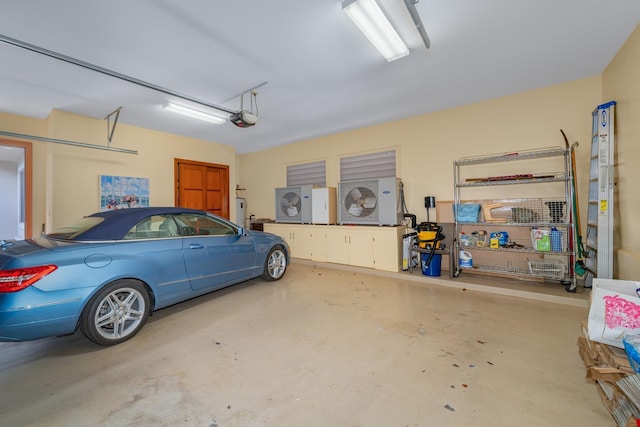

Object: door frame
[0,138,32,239]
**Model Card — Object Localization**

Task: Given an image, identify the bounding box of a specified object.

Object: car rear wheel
[262,246,287,281]
[80,279,151,346]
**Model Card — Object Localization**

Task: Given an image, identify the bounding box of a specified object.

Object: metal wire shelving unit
[453,146,575,286]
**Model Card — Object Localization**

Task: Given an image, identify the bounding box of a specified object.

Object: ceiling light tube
[343,0,409,62]
[163,102,226,124]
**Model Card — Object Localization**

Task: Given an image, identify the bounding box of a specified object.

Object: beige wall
[0,109,237,235]
[602,24,640,279]
[240,76,601,226]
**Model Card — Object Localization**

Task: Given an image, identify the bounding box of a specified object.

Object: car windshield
[45,217,105,240]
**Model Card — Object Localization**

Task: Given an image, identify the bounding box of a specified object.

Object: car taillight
[0,265,58,293]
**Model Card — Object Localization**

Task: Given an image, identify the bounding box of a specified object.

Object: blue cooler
[421,253,442,277]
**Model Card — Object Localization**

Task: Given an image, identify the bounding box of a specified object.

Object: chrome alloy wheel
[265,248,287,281]
[93,287,147,341]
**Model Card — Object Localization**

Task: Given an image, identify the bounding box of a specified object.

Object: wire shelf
[472,264,530,275]
[455,147,566,166]
[457,174,567,187]
[528,260,567,280]
[453,144,575,287]
[456,197,570,225]
[464,263,569,281]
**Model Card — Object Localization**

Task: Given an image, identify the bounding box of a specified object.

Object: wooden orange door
[175,159,229,219]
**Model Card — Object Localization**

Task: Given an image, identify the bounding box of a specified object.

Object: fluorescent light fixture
[403,0,430,49]
[162,102,226,124]
[343,0,409,62]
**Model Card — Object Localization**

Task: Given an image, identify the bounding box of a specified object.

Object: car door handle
[189,243,205,249]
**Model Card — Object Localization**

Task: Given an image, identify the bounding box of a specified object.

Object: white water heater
[236,198,246,228]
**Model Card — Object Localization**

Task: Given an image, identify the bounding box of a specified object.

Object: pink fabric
[604,295,640,329]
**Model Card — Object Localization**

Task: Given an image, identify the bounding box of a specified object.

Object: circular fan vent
[345,187,377,217]
[279,191,301,217]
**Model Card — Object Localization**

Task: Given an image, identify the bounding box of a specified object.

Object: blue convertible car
[0,207,289,345]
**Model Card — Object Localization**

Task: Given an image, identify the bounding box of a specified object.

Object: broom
[560,129,594,278]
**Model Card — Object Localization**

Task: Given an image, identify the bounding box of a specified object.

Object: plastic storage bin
[453,204,481,223]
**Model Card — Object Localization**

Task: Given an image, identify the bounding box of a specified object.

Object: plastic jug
[459,250,473,268]
[550,227,563,252]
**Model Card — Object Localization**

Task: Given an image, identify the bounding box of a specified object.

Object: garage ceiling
[0,0,639,154]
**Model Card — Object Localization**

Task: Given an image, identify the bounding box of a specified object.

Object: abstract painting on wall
[100,175,150,211]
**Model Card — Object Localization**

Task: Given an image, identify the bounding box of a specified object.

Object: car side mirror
[237,226,246,236]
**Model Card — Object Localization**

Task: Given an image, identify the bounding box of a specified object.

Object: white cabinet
[325,227,374,268]
[263,224,317,260]
[373,226,405,272]
[310,230,327,262]
[324,226,403,271]
[312,187,337,224]
[264,223,403,272]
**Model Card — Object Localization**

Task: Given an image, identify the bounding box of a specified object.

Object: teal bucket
[421,253,442,277]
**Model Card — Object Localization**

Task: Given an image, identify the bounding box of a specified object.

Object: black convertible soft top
[76,207,214,241]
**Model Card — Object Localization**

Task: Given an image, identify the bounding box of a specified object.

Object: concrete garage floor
[0,262,611,426]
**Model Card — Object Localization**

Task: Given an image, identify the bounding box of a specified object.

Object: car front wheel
[80,279,151,346]
[262,246,287,281]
